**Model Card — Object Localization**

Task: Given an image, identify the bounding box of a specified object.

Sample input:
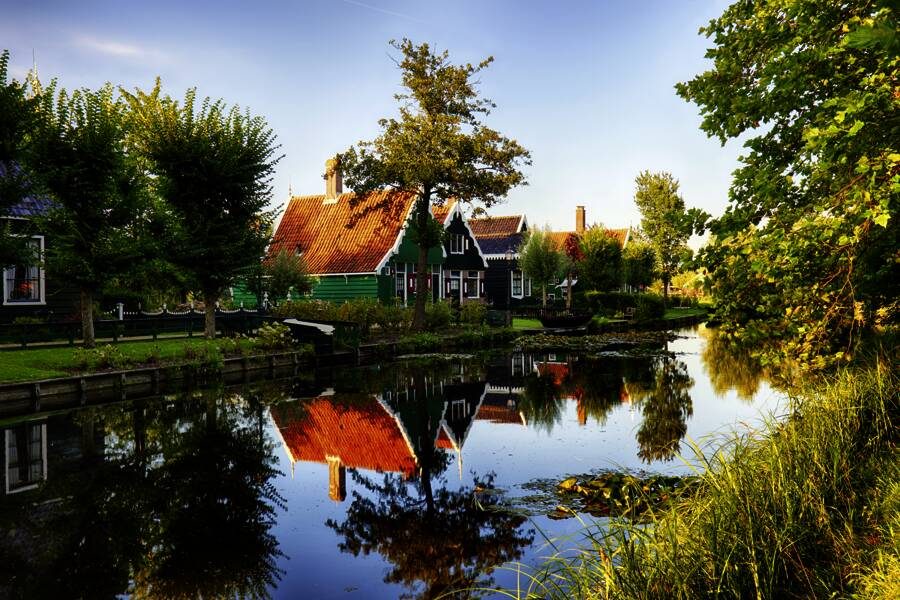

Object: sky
[2,0,743,236]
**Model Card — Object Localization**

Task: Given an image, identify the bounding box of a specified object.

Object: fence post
[117,302,124,321]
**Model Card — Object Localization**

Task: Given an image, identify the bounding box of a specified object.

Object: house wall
[310,274,392,303]
[443,213,486,271]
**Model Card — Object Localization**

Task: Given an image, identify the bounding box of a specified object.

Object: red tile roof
[469,215,524,238]
[475,404,524,425]
[269,190,418,274]
[271,396,418,477]
[431,199,457,225]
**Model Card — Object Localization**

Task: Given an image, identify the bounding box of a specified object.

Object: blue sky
[2,0,741,234]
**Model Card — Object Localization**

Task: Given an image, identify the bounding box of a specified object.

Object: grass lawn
[663,306,708,319]
[512,317,543,330]
[0,338,253,384]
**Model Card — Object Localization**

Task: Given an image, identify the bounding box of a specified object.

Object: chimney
[325,157,343,200]
[576,205,586,234]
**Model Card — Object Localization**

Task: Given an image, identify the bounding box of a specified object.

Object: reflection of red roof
[271,397,417,477]
[469,215,524,238]
[435,427,455,449]
[536,362,570,386]
[268,190,417,274]
[475,404,524,425]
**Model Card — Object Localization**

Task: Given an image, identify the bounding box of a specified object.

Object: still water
[0,326,783,599]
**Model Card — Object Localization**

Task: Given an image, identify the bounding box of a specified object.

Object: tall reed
[513,359,898,599]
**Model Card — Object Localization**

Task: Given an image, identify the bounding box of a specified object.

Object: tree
[125,83,280,338]
[676,0,899,367]
[265,249,312,302]
[622,239,656,291]
[561,233,583,310]
[29,82,153,347]
[0,50,39,268]
[633,171,698,302]
[578,227,623,292]
[341,39,530,330]
[518,228,561,308]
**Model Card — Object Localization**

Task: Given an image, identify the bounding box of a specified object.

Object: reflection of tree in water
[327,471,533,599]
[132,390,286,600]
[634,356,694,463]
[329,369,534,599]
[517,362,565,432]
[0,385,288,600]
[700,325,768,401]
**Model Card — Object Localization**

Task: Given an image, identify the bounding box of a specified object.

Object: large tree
[622,238,656,291]
[519,228,561,308]
[579,227,624,292]
[676,0,899,367]
[633,171,698,301]
[30,82,153,347]
[341,39,530,330]
[0,50,39,268]
[125,83,280,338]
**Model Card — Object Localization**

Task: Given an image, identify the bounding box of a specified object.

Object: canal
[0,325,783,598]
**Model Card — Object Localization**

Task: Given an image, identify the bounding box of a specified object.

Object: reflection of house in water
[479,353,533,426]
[534,357,631,426]
[4,422,47,494]
[271,378,487,501]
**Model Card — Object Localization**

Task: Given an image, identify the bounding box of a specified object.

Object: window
[465,271,480,298]
[395,263,405,297]
[511,270,523,298]
[5,423,47,494]
[524,276,533,297]
[3,237,44,305]
[450,234,464,254]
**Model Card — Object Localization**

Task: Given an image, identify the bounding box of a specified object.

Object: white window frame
[511,270,524,299]
[524,276,533,297]
[450,234,464,254]
[3,235,46,306]
[5,424,48,494]
[465,271,480,299]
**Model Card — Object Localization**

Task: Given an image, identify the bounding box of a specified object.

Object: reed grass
[512,358,898,599]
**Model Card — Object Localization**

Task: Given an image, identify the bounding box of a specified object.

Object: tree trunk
[80,288,95,348]
[204,293,217,339]
[566,270,573,311]
[542,285,547,308]
[663,273,670,308]
[411,199,431,331]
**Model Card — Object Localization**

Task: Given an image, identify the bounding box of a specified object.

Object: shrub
[337,298,382,337]
[397,332,442,353]
[634,293,665,320]
[255,322,294,351]
[73,344,129,370]
[377,301,411,333]
[425,300,452,330]
[460,302,487,325]
[272,300,339,321]
[12,316,46,325]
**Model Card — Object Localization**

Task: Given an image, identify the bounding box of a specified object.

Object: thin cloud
[339,0,425,23]
[74,35,166,61]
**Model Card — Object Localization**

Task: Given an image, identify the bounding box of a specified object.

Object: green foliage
[123,81,280,335]
[0,50,40,268]
[424,299,452,330]
[676,0,899,367]
[396,332,442,353]
[632,171,700,299]
[622,240,656,290]
[254,322,293,351]
[340,39,530,329]
[519,228,562,307]
[459,301,487,325]
[274,298,413,337]
[579,227,623,292]
[584,291,662,320]
[337,297,383,336]
[633,294,665,321]
[266,249,312,301]
[272,299,338,321]
[73,344,129,370]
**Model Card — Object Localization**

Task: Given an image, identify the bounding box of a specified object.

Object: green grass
[512,317,543,330]
[0,338,256,383]
[663,306,708,319]
[512,358,899,599]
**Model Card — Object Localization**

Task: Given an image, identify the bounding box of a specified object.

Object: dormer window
[295,245,303,257]
[450,234,464,254]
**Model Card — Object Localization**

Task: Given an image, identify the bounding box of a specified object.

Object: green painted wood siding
[311,274,394,303]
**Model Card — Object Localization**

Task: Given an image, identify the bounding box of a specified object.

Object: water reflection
[701,326,769,400]
[0,385,285,599]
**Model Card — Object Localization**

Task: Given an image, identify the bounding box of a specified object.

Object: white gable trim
[447,203,489,269]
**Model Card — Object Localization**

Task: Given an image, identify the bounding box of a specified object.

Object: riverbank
[519,359,899,598]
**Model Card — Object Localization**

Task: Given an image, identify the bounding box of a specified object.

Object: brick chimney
[325,157,342,200]
[576,205,586,234]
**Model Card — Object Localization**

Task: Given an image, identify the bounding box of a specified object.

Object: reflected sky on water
[0,325,783,599]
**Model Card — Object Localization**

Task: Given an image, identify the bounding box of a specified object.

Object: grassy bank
[0,338,260,383]
[517,359,898,599]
